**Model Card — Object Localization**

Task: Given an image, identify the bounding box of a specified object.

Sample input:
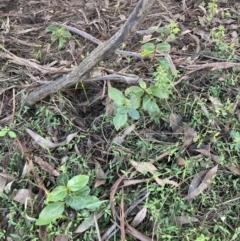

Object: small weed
[0,126,16,138]
[36,173,104,225]
[46,25,71,49]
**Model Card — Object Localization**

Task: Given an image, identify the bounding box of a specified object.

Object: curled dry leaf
[195,149,240,175]
[130,160,157,174]
[183,125,197,147]
[188,170,208,195]
[184,165,218,201]
[170,113,182,132]
[209,96,223,109]
[12,189,34,205]
[94,161,106,188]
[26,128,78,149]
[130,160,179,187]
[176,157,185,166]
[34,156,59,176]
[131,207,147,227]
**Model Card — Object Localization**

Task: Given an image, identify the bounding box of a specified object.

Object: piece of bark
[24,0,156,106]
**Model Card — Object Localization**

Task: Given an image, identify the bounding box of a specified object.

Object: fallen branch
[24,0,156,106]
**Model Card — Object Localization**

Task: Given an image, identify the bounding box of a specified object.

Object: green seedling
[109,57,174,130]
[0,126,16,138]
[46,25,71,49]
[36,174,104,225]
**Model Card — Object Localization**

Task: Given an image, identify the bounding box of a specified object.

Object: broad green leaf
[142,95,151,111]
[8,131,16,138]
[58,37,64,49]
[156,27,164,33]
[141,43,155,52]
[141,50,154,57]
[129,96,141,109]
[128,108,140,120]
[51,33,59,41]
[61,31,71,38]
[115,105,128,115]
[108,87,126,105]
[47,186,67,202]
[74,186,90,197]
[65,193,86,210]
[57,173,69,187]
[67,175,89,192]
[156,43,171,52]
[113,112,128,130]
[0,127,9,137]
[125,86,144,97]
[46,25,58,32]
[148,85,169,99]
[85,196,103,210]
[36,202,65,225]
[139,80,147,89]
[158,57,170,71]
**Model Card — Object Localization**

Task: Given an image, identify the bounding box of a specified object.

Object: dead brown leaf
[131,207,147,227]
[34,156,59,176]
[184,165,218,201]
[11,189,34,205]
[170,113,182,132]
[183,125,197,147]
[26,128,78,149]
[94,161,106,188]
[126,222,155,241]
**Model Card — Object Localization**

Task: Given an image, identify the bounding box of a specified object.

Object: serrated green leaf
[51,33,59,41]
[67,175,89,192]
[8,131,16,138]
[129,96,141,109]
[108,87,126,105]
[85,196,103,210]
[65,193,86,210]
[47,186,67,202]
[46,25,58,32]
[36,202,65,225]
[113,112,128,130]
[128,108,140,120]
[156,43,171,52]
[57,173,69,186]
[141,43,155,52]
[61,31,71,38]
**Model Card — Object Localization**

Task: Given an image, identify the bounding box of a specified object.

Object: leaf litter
[1,0,240,240]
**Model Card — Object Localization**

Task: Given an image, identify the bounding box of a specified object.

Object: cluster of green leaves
[0,126,16,138]
[46,25,71,49]
[109,57,174,130]
[36,174,103,225]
